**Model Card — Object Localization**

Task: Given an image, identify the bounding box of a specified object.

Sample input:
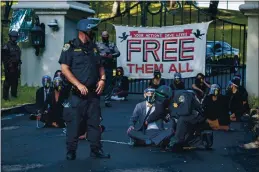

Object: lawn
[1,81,38,109]
[1,2,248,108]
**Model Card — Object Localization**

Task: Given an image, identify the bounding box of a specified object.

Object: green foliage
[249,95,259,109]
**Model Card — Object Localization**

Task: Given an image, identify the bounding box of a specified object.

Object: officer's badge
[179,95,185,103]
[173,103,178,108]
[62,44,70,52]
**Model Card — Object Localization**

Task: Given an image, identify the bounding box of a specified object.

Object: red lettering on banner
[127,64,135,73]
[126,64,164,74]
[129,29,193,38]
[162,39,177,62]
[143,40,160,62]
[179,38,195,61]
[127,40,141,62]
[154,64,164,73]
[168,63,193,73]
[145,64,153,73]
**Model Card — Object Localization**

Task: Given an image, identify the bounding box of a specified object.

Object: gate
[93,1,247,94]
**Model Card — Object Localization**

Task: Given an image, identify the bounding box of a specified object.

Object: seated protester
[170,72,185,90]
[110,67,129,101]
[127,88,174,147]
[39,77,65,128]
[203,84,230,131]
[192,73,211,102]
[226,79,244,122]
[149,70,166,89]
[232,74,250,116]
[28,75,52,120]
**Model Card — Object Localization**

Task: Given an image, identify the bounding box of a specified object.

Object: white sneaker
[111,96,119,100]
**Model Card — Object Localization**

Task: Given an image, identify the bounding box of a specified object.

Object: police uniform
[59,33,110,159]
[169,90,211,149]
[96,41,120,107]
[1,33,21,100]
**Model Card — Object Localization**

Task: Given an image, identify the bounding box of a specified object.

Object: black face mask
[10,37,18,44]
[102,37,109,43]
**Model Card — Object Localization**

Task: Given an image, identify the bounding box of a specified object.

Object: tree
[2,1,13,24]
[112,0,121,17]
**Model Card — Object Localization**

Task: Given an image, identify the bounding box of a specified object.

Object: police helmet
[174,72,181,79]
[144,88,156,104]
[155,85,173,100]
[53,77,63,91]
[76,18,101,32]
[8,30,19,37]
[154,70,161,79]
[209,84,221,96]
[42,75,52,88]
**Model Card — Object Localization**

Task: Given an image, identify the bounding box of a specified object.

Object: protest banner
[114,22,211,79]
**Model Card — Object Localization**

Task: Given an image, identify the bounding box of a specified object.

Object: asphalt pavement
[1,94,259,172]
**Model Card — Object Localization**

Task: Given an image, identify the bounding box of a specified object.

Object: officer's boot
[201,131,213,149]
[66,151,76,160]
[90,148,111,159]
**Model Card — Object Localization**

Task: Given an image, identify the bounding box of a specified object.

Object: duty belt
[71,86,96,98]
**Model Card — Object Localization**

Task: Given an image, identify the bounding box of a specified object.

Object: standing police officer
[59,18,110,160]
[97,31,120,107]
[1,30,21,100]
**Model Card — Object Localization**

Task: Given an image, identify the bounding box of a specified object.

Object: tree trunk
[112,1,121,17]
[4,1,13,21]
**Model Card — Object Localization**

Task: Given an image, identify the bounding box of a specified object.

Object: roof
[12,1,95,14]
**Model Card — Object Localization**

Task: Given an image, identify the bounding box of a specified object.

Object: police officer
[1,30,21,100]
[97,31,120,107]
[168,89,213,151]
[58,18,110,160]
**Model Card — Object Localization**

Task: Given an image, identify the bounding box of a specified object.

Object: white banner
[114,21,211,79]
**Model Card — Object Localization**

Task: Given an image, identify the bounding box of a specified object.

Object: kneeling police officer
[168,89,213,150]
[59,18,110,160]
[146,86,213,151]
